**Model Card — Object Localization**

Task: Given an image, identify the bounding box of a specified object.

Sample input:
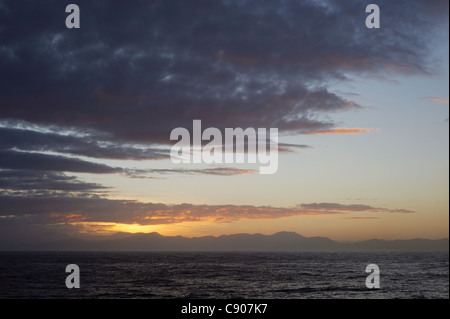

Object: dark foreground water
[0,252,448,299]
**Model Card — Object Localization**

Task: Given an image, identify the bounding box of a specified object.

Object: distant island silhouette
[17,231,449,252]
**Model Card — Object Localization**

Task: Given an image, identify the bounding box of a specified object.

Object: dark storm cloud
[0,149,120,173]
[0,127,254,176]
[0,126,168,160]
[0,126,307,158]
[1,0,446,144]
[0,149,254,177]
[0,170,107,192]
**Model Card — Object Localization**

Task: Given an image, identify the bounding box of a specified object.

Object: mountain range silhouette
[33,231,449,252]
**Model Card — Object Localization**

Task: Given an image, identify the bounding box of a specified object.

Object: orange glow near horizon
[58,207,449,241]
[62,222,163,235]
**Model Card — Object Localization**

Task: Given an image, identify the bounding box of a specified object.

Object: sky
[0,0,448,248]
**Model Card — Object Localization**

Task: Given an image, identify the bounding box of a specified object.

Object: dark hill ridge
[36,231,449,252]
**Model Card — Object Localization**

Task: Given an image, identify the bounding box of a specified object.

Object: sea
[0,251,448,299]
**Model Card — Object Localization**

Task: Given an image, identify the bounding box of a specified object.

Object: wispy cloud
[0,126,257,178]
[338,217,381,220]
[424,97,449,104]
[307,128,377,135]
[125,167,256,178]
[0,194,414,227]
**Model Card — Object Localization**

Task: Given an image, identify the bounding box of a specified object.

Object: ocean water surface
[0,252,448,299]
